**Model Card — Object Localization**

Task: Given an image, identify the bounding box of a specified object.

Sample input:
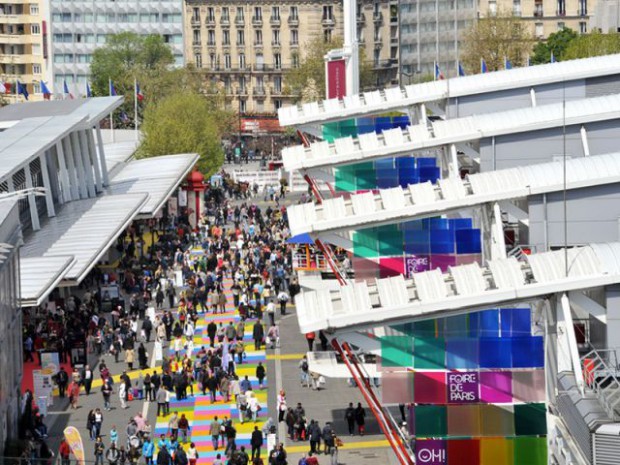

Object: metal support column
[56,140,72,203]
[71,132,89,199]
[63,137,81,200]
[95,125,110,186]
[87,128,102,191]
[24,163,41,230]
[39,152,56,217]
[79,130,96,197]
[559,293,585,395]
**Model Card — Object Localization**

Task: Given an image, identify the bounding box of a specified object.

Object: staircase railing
[581,348,620,420]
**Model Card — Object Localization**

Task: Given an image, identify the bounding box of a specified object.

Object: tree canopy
[136,91,232,176]
[563,30,620,60]
[531,28,578,63]
[286,36,374,101]
[90,32,174,97]
[461,11,534,72]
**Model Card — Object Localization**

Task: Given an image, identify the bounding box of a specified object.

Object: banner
[405,255,430,277]
[168,197,178,217]
[64,426,85,465]
[447,371,479,404]
[415,439,446,465]
[327,59,347,99]
[41,352,60,372]
[33,369,54,407]
[178,189,187,207]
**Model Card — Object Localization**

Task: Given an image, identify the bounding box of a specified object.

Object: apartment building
[184,0,398,114]
[48,0,185,95]
[0,0,50,103]
[478,0,591,38]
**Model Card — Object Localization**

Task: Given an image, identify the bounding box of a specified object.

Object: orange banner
[63,426,85,465]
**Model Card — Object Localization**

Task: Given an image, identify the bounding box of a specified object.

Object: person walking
[210,416,222,451]
[102,379,113,411]
[178,414,190,443]
[94,436,105,465]
[299,356,310,388]
[57,367,69,398]
[119,383,127,409]
[345,403,356,436]
[81,364,93,395]
[251,425,263,460]
[156,387,167,417]
[277,390,287,423]
[157,445,171,465]
[105,443,120,465]
[355,403,366,436]
[256,362,266,389]
[144,373,152,402]
[253,320,264,350]
[308,420,322,455]
[125,348,135,371]
[142,437,154,465]
[187,443,198,465]
[59,438,71,465]
[305,332,316,352]
[168,411,179,438]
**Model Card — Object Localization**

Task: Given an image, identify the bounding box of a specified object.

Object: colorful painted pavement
[155,253,269,464]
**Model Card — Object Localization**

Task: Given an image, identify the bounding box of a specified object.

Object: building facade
[48,0,185,95]
[184,0,398,115]
[0,0,51,103]
[478,0,591,37]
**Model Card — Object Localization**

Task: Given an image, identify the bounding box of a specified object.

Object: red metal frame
[314,238,348,286]
[332,339,414,465]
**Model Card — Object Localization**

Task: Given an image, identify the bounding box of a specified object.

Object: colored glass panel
[382,371,415,403]
[479,371,513,403]
[512,370,546,403]
[513,437,547,465]
[415,405,448,437]
[479,310,500,337]
[444,315,469,338]
[479,405,515,436]
[500,308,531,337]
[351,256,379,282]
[511,336,544,368]
[447,439,480,465]
[514,403,546,436]
[412,320,436,338]
[379,257,405,278]
[353,230,378,258]
[447,405,481,437]
[479,338,512,368]
[415,371,447,404]
[378,230,404,256]
[446,338,479,370]
[414,337,445,369]
[480,438,514,465]
[381,335,413,367]
[415,439,447,465]
[334,165,357,191]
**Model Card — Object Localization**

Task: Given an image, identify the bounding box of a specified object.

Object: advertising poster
[168,197,178,217]
[178,189,187,207]
[40,352,60,372]
[405,255,430,277]
[33,369,54,408]
[64,426,85,465]
[446,372,479,404]
[327,59,347,99]
[415,439,446,465]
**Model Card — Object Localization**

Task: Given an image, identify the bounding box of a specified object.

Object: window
[557,21,565,29]
[290,6,298,19]
[32,64,41,74]
[274,99,282,110]
[256,75,264,89]
[239,53,246,69]
[274,53,281,69]
[291,29,298,45]
[53,33,72,43]
[557,0,565,15]
[535,22,543,37]
[579,0,587,15]
[224,76,231,92]
[97,35,107,44]
[210,53,217,69]
[195,53,202,68]
[30,4,39,15]
[239,76,246,90]
[324,29,332,42]
[256,100,264,112]
[140,13,159,22]
[488,0,497,15]
[192,7,200,21]
[31,24,40,34]
[208,30,216,45]
[237,30,245,45]
[207,7,215,21]
[255,30,263,44]
[162,14,181,23]
[240,99,247,113]
[225,53,231,69]
[272,29,280,45]
[291,52,299,68]
[513,0,521,16]
[76,54,91,63]
[271,6,280,19]
[323,6,334,19]
[193,30,201,44]
[579,21,587,33]
[254,7,262,19]
[52,13,72,22]
[274,76,282,92]
[223,30,230,45]
[236,7,244,20]
[222,7,230,21]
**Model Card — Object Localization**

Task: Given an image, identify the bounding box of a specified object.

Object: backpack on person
[301,361,309,372]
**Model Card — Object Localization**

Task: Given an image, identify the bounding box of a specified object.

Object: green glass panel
[381,335,413,367]
[414,337,445,369]
[513,437,547,465]
[378,230,403,256]
[353,230,379,258]
[355,162,376,190]
[513,403,547,436]
[335,166,357,192]
[412,320,436,338]
[415,405,447,437]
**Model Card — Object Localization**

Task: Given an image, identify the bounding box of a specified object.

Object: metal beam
[79,130,96,198]
[24,163,40,230]
[70,132,89,199]
[55,141,72,203]
[87,128,102,192]
[568,291,606,323]
[39,152,55,217]
[498,200,529,226]
[62,136,80,200]
[559,293,585,395]
[95,125,110,186]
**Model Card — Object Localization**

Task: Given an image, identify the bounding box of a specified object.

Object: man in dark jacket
[345,403,355,435]
[308,420,322,455]
[157,445,171,465]
[252,321,264,350]
[207,321,218,347]
[250,426,263,460]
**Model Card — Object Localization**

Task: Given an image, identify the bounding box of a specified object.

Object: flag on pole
[86,83,92,98]
[17,81,29,100]
[550,52,556,63]
[434,62,445,80]
[120,111,130,124]
[40,81,52,100]
[458,62,466,77]
[63,80,74,99]
[505,58,512,70]
[0,82,6,94]
[136,82,144,102]
[481,58,488,73]
[109,79,117,96]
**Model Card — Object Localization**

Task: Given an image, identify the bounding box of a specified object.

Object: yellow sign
[63,426,85,465]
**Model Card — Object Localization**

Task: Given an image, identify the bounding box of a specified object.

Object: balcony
[374,36,383,46]
[221,16,230,26]
[271,86,282,95]
[271,40,281,47]
[390,36,398,44]
[288,16,299,26]
[290,40,299,48]
[270,16,281,26]
[252,16,263,26]
[534,7,543,16]
[0,54,29,64]
[253,63,272,72]
[253,40,263,47]
[205,17,216,26]
[253,86,266,97]
[236,87,248,95]
[207,41,216,47]
[191,17,201,27]
[513,6,522,16]
[556,9,566,16]
[357,13,366,24]
[322,16,335,27]
[235,16,245,25]
[192,39,201,46]
[373,11,383,22]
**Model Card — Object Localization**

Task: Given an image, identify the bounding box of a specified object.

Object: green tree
[286,36,374,101]
[90,32,174,97]
[531,28,578,64]
[563,30,620,60]
[137,91,229,176]
[461,11,534,72]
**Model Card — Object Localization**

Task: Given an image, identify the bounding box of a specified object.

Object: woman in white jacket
[119,383,127,409]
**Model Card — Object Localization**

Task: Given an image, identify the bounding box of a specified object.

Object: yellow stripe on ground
[284,439,391,453]
[266,353,305,360]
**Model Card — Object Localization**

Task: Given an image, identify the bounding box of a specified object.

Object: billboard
[327,59,347,99]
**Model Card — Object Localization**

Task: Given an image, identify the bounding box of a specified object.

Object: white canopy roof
[296,243,620,333]
[287,152,620,236]
[104,140,141,175]
[278,54,620,127]
[282,93,620,172]
[20,255,76,307]
[0,115,88,183]
[21,193,148,285]
[107,153,199,218]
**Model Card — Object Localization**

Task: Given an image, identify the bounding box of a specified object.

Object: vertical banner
[415,439,446,465]
[326,59,347,99]
[64,426,85,465]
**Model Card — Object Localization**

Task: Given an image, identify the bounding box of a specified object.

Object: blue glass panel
[417,157,437,167]
[479,338,512,368]
[446,338,479,369]
[480,309,500,337]
[419,166,440,183]
[455,229,482,254]
[512,336,544,368]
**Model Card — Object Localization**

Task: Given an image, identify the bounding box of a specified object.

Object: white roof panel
[21,193,148,284]
[282,93,620,172]
[20,255,76,307]
[107,153,199,217]
[296,242,620,333]
[104,140,141,175]
[287,152,620,237]
[278,54,620,127]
